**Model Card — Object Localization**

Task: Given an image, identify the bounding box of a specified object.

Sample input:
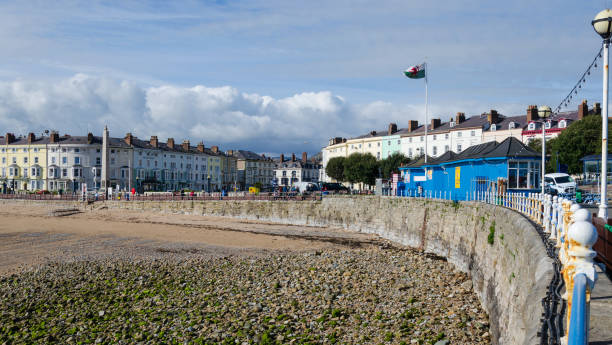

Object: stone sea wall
[2,197,552,345]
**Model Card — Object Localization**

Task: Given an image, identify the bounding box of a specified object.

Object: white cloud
[0,74,415,154]
[0,74,535,154]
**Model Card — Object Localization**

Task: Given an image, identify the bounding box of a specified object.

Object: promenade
[590,266,612,344]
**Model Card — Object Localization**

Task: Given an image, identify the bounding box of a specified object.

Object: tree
[343,153,378,186]
[325,157,346,182]
[378,152,411,179]
[549,114,612,174]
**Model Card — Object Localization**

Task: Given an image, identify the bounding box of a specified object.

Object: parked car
[544,173,576,194]
[319,182,349,194]
[294,182,320,194]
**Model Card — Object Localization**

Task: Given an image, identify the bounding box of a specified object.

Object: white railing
[409,190,599,344]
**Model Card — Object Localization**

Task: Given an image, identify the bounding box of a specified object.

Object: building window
[408,148,412,157]
[74,148,80,153]
[445,145,449,152]
[74,157,80,165]
[282,171,287,177]
[12,157,16,164]
[491,124,496,131]
[96,157,101,165]
[62,157,67,164]
[545,121,551,129]
[409,138,413,143]
[457,144,462,152]
[420,136,424,142]
[397,140,400,144]
[51,157,56,164]
[433,135,437,140]
[471,130,475,137]
[457,132,462,137]
[62,148,67,152]
[508,161,540,189]
[445,133,449,139]
[377,152,381,159]
[559,120,567,128]
[432,146,437,155]
[23,157,28,164]
[388,141,391,145]
[509,122,516,129]
[528,123,536,130]
[62,168,68,177]
[1,157,4,164]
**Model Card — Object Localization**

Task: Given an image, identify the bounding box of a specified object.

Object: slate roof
[406,137,539,168]
[232,150,266,161]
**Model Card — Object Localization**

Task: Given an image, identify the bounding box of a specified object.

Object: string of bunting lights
[554,47,604,113]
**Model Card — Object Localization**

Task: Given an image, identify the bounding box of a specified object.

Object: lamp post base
[598,203,608,220]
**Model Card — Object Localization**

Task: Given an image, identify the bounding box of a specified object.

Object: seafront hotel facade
[0,128,228,193]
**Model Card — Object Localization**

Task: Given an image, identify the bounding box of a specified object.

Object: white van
[293,182,320,194]
[544,173,576,194]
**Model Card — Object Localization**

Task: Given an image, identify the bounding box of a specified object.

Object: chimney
[197,142,205,153]
[291,153,296,162]
[387,123,397,135]
[578,100,588,120]
[526,105,539,122]
[302,152,307,163]
[211,146,219,153]
[280,153,285,162]
[124,133,133,146]
[594,102,601,115]
[27,132,35,144]
[167,138,175,149]
[408,120,419,132]
[487,110,499,124]
[150,136,158,148]
[87,132,94,144]
[49,131,59,144]
[430,118,441,129]
[370,130,377,136]
[182,140,190,151]
[455,112,466,124]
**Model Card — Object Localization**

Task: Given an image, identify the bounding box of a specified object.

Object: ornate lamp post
[538,105,551,194]
[593,9,612,219]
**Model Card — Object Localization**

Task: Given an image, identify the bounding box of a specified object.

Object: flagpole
[424,61,428,163]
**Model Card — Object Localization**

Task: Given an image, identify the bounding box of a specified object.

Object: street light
[592,9,612,219]
[538,105,551,195]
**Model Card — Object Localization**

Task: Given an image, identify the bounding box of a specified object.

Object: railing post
[563,215,598,345]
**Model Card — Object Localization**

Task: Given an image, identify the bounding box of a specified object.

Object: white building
[274,152,320,188]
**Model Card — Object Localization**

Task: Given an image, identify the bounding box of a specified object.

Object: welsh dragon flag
[404,63,425,79]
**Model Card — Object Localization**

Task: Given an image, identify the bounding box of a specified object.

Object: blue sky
[0,1,608,155]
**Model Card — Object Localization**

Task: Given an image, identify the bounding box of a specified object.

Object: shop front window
[508,161,540,189]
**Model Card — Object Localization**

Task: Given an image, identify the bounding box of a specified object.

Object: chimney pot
[27,132,35,144]
[455,112,466,124]
[124,133,133,146]
[408,120,419,132]
[430,118,441,129]
[291,153,296,162]
[167,138,175,149]
[87,132,94,144]
[388,123,397,135]
[49,131,59,144]
[211,145,219,153]
[487,110,499,124]
[302,152,307,163]
[526,105,539,122]
[578,100,588,120]
[197,142,205,153]
[594,102,601,115]
[280,153,285,162]
[182,140,190,152]
[150,136,158,148]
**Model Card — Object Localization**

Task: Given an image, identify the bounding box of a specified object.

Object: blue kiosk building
[397,137,542,200]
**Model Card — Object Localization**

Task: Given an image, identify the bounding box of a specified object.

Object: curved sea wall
[2,197,552,345]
